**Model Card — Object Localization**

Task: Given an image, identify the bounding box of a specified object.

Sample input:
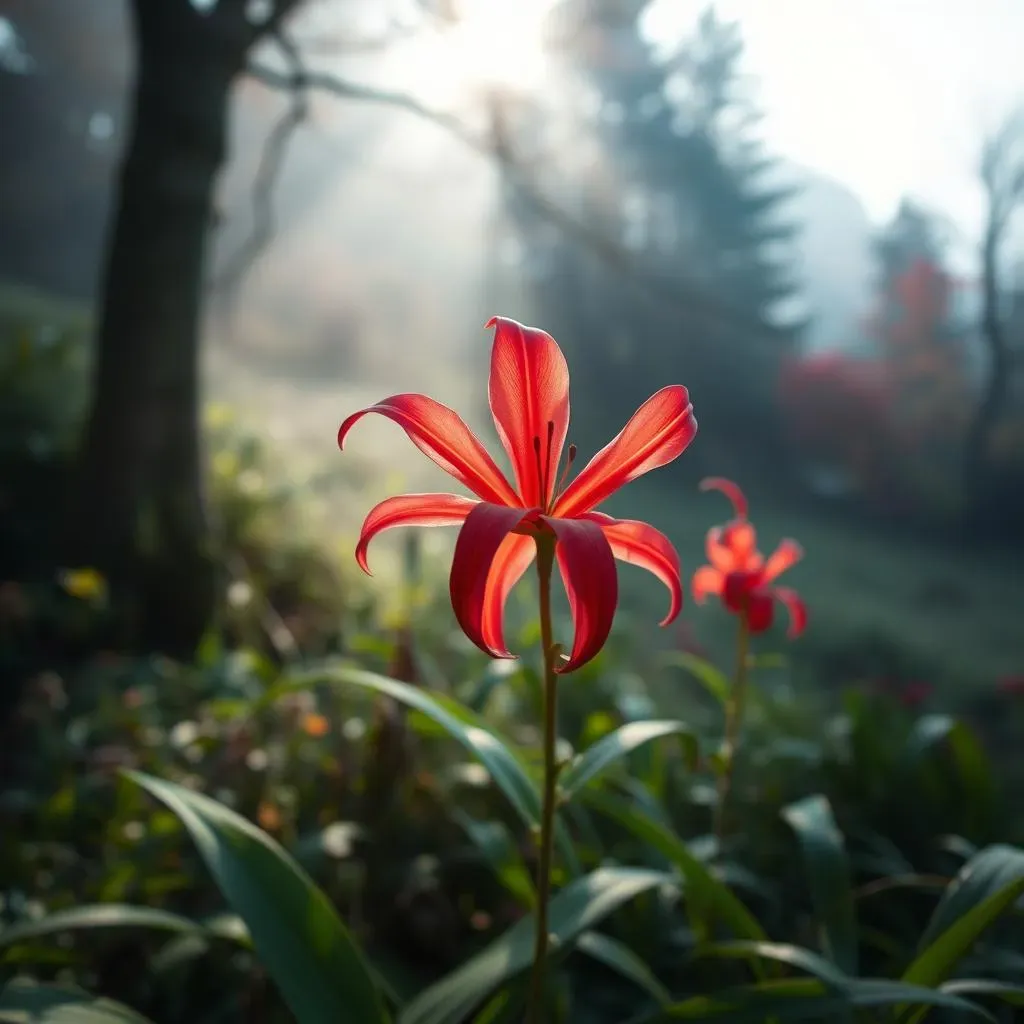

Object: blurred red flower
[691,478,807,637]
[339,317,697,672]
[997,675,1024,697]
[899,681,933,708]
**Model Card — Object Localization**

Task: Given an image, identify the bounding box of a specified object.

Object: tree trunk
[71,4,248,656]
[962,223,1011,523]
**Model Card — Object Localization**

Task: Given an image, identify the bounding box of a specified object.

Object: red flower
[997,675,1024,697]
[339,317,697,672]
[691,478,807,637]
[899,681,933,708]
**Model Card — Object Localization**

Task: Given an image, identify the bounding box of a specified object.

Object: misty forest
[2,2,1024,1022]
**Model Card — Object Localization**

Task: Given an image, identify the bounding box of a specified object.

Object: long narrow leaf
[560,721,698,801]
[127,771,388,1024]
[399,868,671,1024]
[661,652,730,705]
[639,976,995,1021]
[904,715,996,835]
[781,794,858,974]
[582,789,765,944]
[901,844,1024,1022]
[576,931,671,1007]
[281,664,580,875]
[0,979,157,1023]
[698,940,848,989]
[0,906,208,949]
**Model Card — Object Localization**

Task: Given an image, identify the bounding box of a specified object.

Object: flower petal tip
[699,477,748,519]
[337,416,355,451]
[658,606,681,629]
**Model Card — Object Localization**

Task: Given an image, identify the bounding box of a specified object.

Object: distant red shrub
[779,258,974,516]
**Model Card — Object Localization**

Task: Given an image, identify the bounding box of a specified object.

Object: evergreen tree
[492,0,804,461]
[665,5,804,330]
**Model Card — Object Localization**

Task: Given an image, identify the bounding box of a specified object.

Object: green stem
[713,614,751,846]
[525,534,559,1024]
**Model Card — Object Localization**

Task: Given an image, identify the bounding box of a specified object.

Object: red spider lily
[339,317,697,672]
[691,478,807,637]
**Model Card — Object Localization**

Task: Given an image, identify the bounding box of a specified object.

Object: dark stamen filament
[536,429,577,509]
[542,421,555,502]
[532,436,544,504]
[553,442,577,503]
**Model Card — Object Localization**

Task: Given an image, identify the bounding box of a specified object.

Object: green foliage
[0,286,89,581]
[0,978,157,1023]
[3,357,1023,1020]
[5,623,1024,1022]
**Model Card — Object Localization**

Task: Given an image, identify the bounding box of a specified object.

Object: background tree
[497,0,803,472]
[963,108,1024,522]
[70,0,306,656]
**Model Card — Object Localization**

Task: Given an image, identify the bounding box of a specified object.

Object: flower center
[531,420,576,512]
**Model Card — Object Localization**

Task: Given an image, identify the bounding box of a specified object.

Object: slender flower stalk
[691,477,807,845]
[713,615,750,844]
[526,532,559,1024]
[340,318,698,1016]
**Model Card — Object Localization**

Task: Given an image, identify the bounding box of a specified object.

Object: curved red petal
[762,538,803,583]
[723,521,761,571]
[699,477,749,518]
[691,564,725,603]
[479,532,536,657]
[339,394,519,506]
[450,503,537,658]
[583,512,681,626]
[705,527,737,572]
[354,493,478,575]
[746,589,775,633]
[545,516,618,673]
[487,317,570,508]
[773,586,808,638]
[554,385,697,517]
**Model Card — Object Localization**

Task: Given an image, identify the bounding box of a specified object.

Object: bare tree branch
[237,53,783,340]
[963,105,1024,512]
[209,28,309,302]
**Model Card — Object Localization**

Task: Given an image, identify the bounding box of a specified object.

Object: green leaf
[126,771,388,1024]
[576,931,671,1006]
[399,867,670,1024]
[698,940,848,988]
[282,664,580,875]
[781,794,858,975]
[901,843,1024,1016]
[846,979,994,1018]
[0,907,195,949]
[0,979,156,1023]
[469,984,527,1024]
[651,977,847,1022]
[647,976,995,1021]
[582,789,765,945]
[452,812,535,908]
[464,661,523,715]
[560,721,698,801]
[662,652,730,705]
[904,715,996,835]
[943,979,1024,1005]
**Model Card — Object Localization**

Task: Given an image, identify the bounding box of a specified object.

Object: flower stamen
[533,421,560,508]
[552,443,577,508]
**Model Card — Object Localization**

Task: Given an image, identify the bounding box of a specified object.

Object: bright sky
[645,0,1024,254]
